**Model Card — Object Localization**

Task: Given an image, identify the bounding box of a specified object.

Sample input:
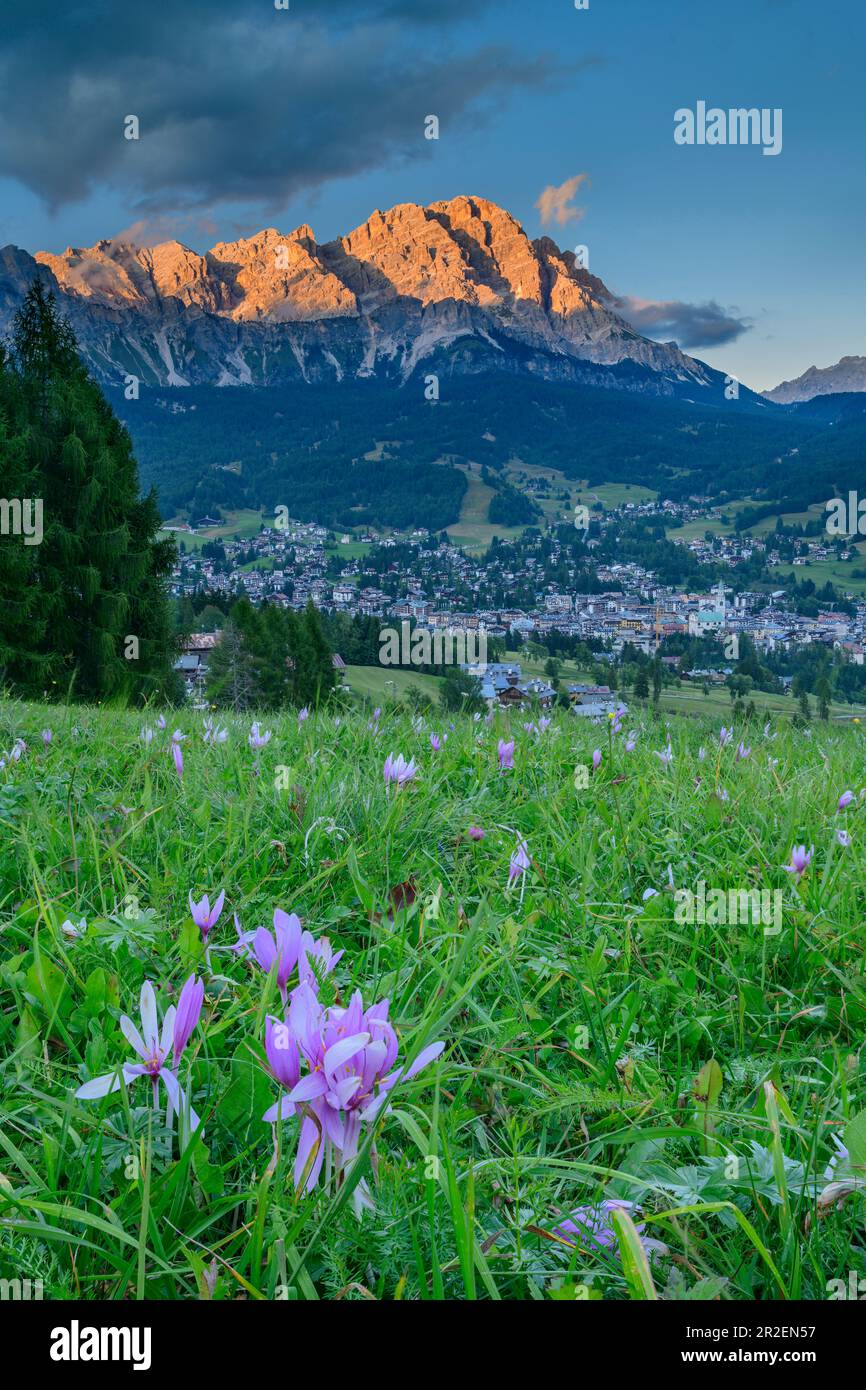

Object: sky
[0,0,862,391]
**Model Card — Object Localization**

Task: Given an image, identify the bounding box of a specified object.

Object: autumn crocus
[592,748,602,772]
[430,733,442,751]
[736,742,751,761]
[498,739,515,773]
[298,930,344,989]
[836,828,851,848]
[838,790,855,811]
[719,727,732,748]
[267,985,444,1215]
[253,909,303,1004]
[249,722,271,750]
[298,707,310,724]
[783,844,813,879]
[171,740,183,778]
[653,747,673,767]
[508,837,530,887]
[41,728,52,745]
[553,1199,666,1258]
[383,753,417,786]
[189,890,225,940]
[75,978,203,1133]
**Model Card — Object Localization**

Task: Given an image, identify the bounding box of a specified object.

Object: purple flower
[253,909,303,1004]
[249,722,272,751]
[75,979,202,1132]
[592,748,602,771]
[719,727,732,748]
[298,707,310,724]
[553,1199,665,1258]
[231,912,257,960]
[298,931,344,989]
[172,973,204,1068]
[508,837,530,887]
[836,828,851,848]
[783,844,813,879]
[736,742,751,761]
[468,826,485,841]
[157,715,167,730]
[262,1015,301,1123]
[653,747,673,767]
[384,753,417,786]
[498,739,515,773]
[838,790,855,811]
[430,733,442,751]
[625,736,637,753]
[41,728,53,745]
[171,740,183,778]
[265,986,444,1215]
[140,727,154,745]
[189,889,226,939]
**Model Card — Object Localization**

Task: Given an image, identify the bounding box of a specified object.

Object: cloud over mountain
[612,295,752,350]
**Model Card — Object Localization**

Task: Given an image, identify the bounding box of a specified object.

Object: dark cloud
[0,0,570,215]
[612,295,752,350]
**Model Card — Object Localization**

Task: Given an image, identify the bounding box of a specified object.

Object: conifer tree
[6,281,178,702]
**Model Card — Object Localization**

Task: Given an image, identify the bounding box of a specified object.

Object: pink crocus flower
[172,740,183,778]
[736,742,751,761]
[253,909,303,1004]
[298,707,310,724]
[75,977,203,1132]
[838,790,855,811]
[267,986,444,1216]
[41,729,53,745]
[783,845,813,879]
[719,727,732,748]
[189,890,226,939]
[653,747,673,767]
[383,753,417,786]
[508,837,530,886]
[498,739,515,773]
[298,931,344,989]
[836,829,851,848]
[468,826,485,841]
[430,733,442,751]
[249,722,272,750]
[592,748,602,771]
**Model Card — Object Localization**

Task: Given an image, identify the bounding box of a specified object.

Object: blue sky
[0,0,862,390]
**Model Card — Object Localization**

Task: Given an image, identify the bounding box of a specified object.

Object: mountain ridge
[764,355,866,404]
[0,195,742,399]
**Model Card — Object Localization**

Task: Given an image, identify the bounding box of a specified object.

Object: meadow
[1,697,865,1302]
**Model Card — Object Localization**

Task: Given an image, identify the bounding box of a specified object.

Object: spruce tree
[7,281,178,702]
[0,343,48,689]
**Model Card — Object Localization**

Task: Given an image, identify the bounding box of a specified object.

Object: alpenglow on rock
[0,195,715,394]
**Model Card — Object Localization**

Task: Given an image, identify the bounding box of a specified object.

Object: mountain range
[763,356,866,404]
[0,196,862,532]
[0,195,741,399]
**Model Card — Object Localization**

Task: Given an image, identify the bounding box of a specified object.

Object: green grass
[161,508,265,551]
[343,665,443,702]
[2,696,866,1302]
[445,464,524,552]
